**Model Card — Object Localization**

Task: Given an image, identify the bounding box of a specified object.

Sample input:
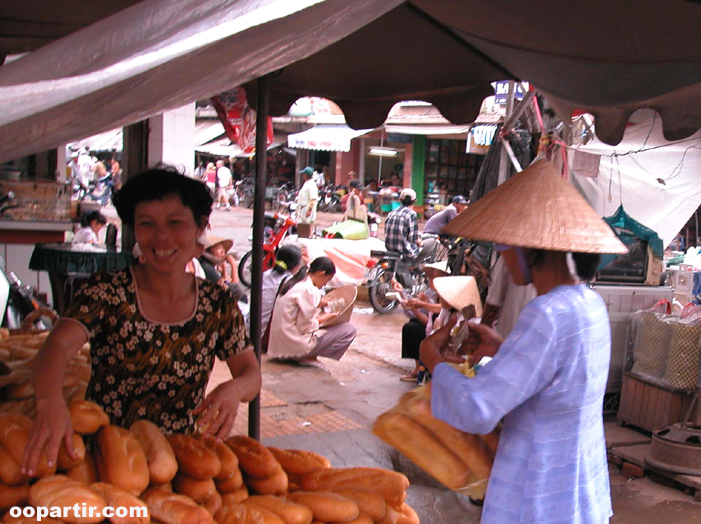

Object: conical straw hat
[423,260,449,279]
[432,276,483,317]
[443,160,627,254]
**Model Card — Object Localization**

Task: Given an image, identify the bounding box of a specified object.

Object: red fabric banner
[211,87,273,154]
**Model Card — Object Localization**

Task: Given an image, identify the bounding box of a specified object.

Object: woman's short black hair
[81,210,107,228]
[273,245,303,275]
[114,166,213,227]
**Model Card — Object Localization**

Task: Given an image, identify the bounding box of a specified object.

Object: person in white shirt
[72,211,107,244]
[296,167,319,224]
[268,257,356,365]
[215,159,233,210]
[260,244,306,338]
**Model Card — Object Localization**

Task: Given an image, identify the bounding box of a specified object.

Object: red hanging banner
[211,87,273,154]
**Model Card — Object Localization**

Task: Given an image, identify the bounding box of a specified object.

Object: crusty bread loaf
[69,401,110,435]
[202,491,222,516]
[57,433,86,470]
[0,412,55,479]
[214,467,243,493]
[2,515,62,523]
[373,412,470,491]
[395,503,419,524]
[142,488,213,524]
[287,492,359,523]
[332,512,374,524]
[245,467,288,495]
[375,504,399,524]
[300,468,409,508]
[172,474,216,504]
[479,429,500,456]
[66,454,98,484]
[129,421,178,484]
[267,448,330,478]
[90,482,150,524]
[198,435,239,480]
[96,426,150,496]
[29,475,106,524]
[167,434,221,480]
[215,502,284,524]
[0,482,29,512]
[221,486,248,505]
[224,436,279,479]
[332,489,386,521]
[403,395,492,479]
[0,441,26,485]
[244,495,313,524]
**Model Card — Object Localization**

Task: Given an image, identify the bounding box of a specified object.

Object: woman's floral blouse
[63,270,250,433]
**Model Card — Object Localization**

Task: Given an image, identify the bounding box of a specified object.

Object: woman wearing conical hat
[420,160,626,524]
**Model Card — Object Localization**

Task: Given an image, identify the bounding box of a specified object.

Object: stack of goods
[0,332,92,418]
[373,384,498,499]
[0,400,420,524]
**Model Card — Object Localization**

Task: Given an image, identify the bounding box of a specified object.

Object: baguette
[245,467,288,495]
[267,448,330,478]
[215,502,284,524]
[221,486,248,504]
[2,515,62,523]
[202,491,222,516]
[0,412,55,479]
[332,489,385,521]
[395,504,419,524]
[167,434,221,480]
[331,513,373,524]
[0,442,25,485]
[287,492,359,523]
[214,468,243,493]
[375,504,399,524]
[129,421,178,484]
[0,482,30,512]
[172,474,216,504]
[244,495,313,524]
[224,436,279,479]
[300,468,409,508]
[142,488,213,524]
[69,401,110,435]
[29,475,106,524]
[90,482,150,524]
[57,433,86,470]
[96,426,150,496]
[197,435,239,480]
[66,454,98,484]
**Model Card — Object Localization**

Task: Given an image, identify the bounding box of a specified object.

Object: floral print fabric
[64,270,250,433]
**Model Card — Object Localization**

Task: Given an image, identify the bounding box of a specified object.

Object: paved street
[205,205,701,524]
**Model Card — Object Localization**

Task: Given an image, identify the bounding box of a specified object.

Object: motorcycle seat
[370,250,402,259]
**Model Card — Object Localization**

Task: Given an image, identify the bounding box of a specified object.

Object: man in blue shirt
[423,195,468,235]
[384,188,436,263]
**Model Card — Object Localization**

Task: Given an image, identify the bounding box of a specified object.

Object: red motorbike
[238,211,297,287]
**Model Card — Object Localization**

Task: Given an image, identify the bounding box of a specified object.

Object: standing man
[423,195,468,235]
[296,166,319,224]
[384,188,436,264]
[216,159,233,210]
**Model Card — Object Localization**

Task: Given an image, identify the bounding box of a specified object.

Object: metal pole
[248,75,269,441]
[497,80,516,186]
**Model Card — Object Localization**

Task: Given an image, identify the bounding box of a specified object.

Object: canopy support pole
[248,75,270,441]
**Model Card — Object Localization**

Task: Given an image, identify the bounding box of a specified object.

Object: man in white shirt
[216,159,233,210]
[296,166,319,224]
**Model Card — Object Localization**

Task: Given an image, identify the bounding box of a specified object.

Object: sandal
[400,374,418,382]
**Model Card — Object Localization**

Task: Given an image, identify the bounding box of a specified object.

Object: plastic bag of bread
[373,364,499,499]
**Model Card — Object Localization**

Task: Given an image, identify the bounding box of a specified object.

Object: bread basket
[320,286,357,328]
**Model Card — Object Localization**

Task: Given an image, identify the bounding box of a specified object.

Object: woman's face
[210,243,227,258]
[310,271,334,289]
[134,195,204,275]
[90,220,104,234]
[502,248,528,286]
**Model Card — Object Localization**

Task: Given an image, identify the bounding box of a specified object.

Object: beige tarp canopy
[1,0,701,162]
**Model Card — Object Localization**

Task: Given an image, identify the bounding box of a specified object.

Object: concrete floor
[205,205,701,523]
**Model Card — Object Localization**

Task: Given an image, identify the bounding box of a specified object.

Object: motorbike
[364,250,428,314]
[236,178,255,209]
[317,183,342,213]
[72,174,113,205]
[238,211,298,287]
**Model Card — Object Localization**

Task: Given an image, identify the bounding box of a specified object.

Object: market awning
[196,135,288,158]
[383,124,471,136]
[68,127,123,152]
[287,125,372,152]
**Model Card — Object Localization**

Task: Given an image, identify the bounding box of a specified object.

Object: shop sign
[470,124,498,147]
[387,133,413,144]
[494,81,529,104]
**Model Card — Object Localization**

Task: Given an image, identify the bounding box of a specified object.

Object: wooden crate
[618,371,694,432]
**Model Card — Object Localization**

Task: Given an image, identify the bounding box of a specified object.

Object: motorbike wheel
[238,251,253,287]
[368,269,398,314]
[327,196,342,214]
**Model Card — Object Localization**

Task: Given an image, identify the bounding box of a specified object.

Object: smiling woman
[20,167,262,477]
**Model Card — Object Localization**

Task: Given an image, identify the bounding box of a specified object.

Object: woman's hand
[461,322,504,366]
[193,382,241,440]
[318,296,330,309]
[419,313,458,373]
[21,397,75,476]
[316,311,340,325]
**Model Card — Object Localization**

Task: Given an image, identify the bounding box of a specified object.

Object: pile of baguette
[0,332,91,418]
[0,400,420,524]
[373,385,498,499]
